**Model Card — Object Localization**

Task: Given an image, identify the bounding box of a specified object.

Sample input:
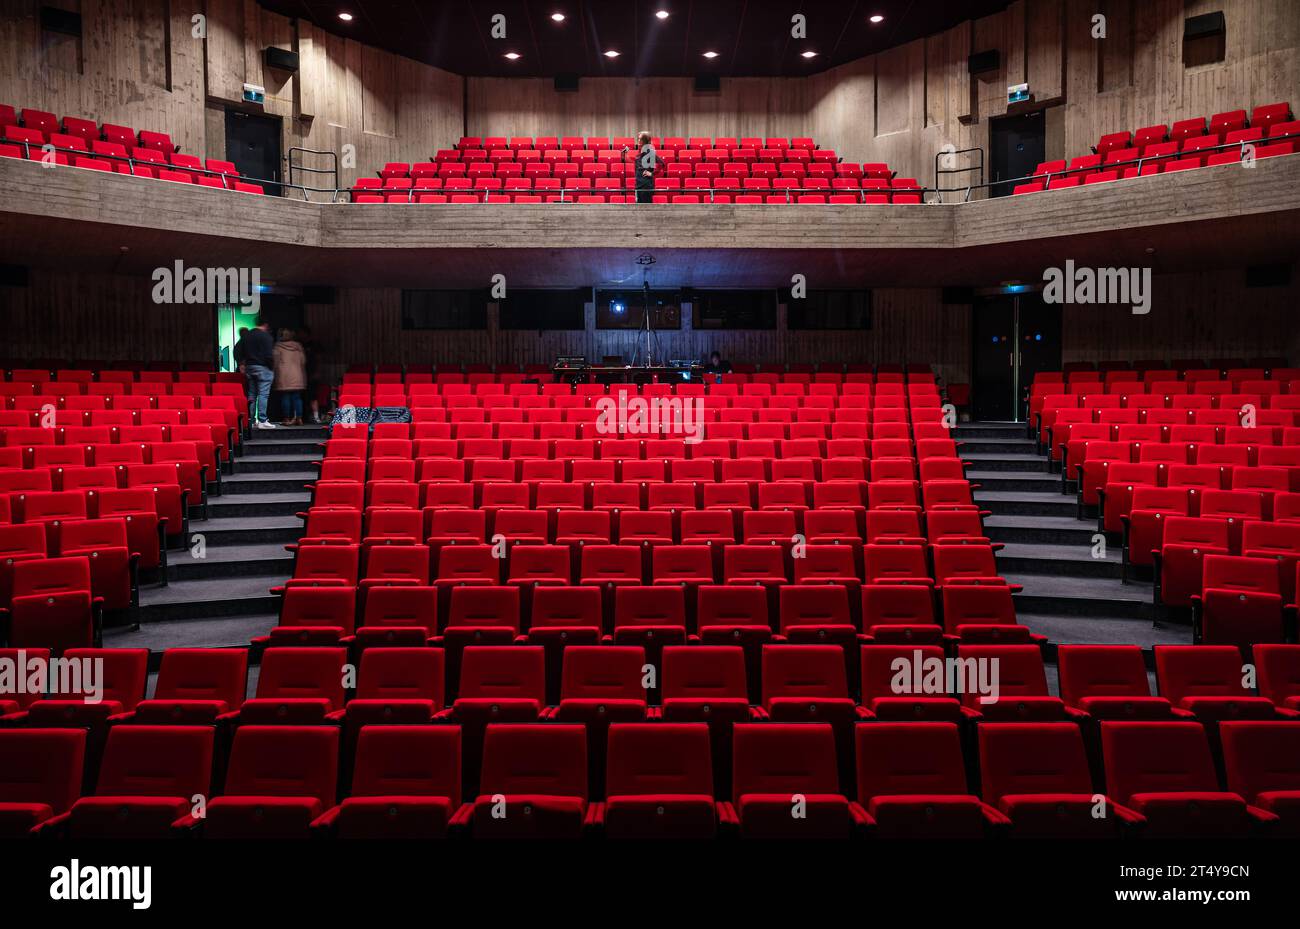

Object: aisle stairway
[962,421,1189,652]
[105,423,327,661]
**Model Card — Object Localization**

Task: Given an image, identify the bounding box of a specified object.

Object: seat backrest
[1154,645,1250,703]
[154,647,248,707]
[355,647,445,704]
[350,725,461,803]
[606,723,713,798]
[223,725,339,803]
[446,585,520,631]
[95,725,213,799]
[457,645,546,703]
[1220,720,1300,804]
[856,721,968,798]
[1101,721,1218,802]
[979,722,1093,802]
[760,645,848,704]
[1056,644,1151,704]
[732,723,839,800]
[0,728,85,814]
[661,645,748,701]
[560,646,646,701]
[254,647,347,708]
[479,723,587,799]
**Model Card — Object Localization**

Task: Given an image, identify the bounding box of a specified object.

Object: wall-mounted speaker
[554,73,580,93]
[968,50,1000,74]
[264,47,300,73]
[0,264,30,287]
[694,74,721,94]
[1184,11,1226,40]
[941,286,974,305]
[1245,263,1291,288]
[302,285,337,304]
[40,6,81,36]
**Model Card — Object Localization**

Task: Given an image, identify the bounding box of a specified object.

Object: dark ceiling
[258,0,1011,77]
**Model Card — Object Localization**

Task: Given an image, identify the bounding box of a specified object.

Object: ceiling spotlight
[656,10,670,19]
[504,52,521,60]
[604,49,620,58]
[869,14,884,24]
[801,50,818,58]
[338,11,353,21]
[702,51,718,59]
[551,12,565,22]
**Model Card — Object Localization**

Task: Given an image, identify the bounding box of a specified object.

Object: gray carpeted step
[242,438,324,456]
[958,453,1050,473]
[1020,613,1191,650]
[220,472,319,495]
[975,491,1078,517]
[138,574,283,623]
[984,515,1100,545]
[185,516,303,546]
[104,614,277,653]
[234,455,321,474]
[967,471,1060,493]
[168,542,295,580]
[997,542,1122,578]
[1009,572,1154,620]
[206,493,312,518]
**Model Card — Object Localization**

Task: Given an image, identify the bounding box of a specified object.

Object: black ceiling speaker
[694,74,721,94]
[40,6,82,36]
[1184,11,1226,39]
[301,285,336,304]
[1245,263,1291,288]
[0,264,29,287]
[554,74,580,93]
[967,50,1000,74]
[264,47,299,72]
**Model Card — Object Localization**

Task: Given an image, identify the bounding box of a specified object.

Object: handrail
[287,146,339,202]
[934,146,984,203]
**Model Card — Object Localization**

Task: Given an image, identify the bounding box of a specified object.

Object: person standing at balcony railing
[623,131,660,204]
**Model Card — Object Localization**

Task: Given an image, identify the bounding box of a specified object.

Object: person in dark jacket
[238,321,276,429]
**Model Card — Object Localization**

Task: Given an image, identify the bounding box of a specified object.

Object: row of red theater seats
[342,365,935,378]
[1073,445,1300,510]
[1,465,194,546]
[272,541,1011,607]
[1029,122,1300,178]
[0,105,179,153]
[455,135,826,151]
[8,642,1298,733]
[1043,359,1290,374]
[340,374,935,387]
[0,424,230,467]
[316,434,961,461]
[263,576,1026,651]
[0,369,240,384]
[309,452,965,486]
[352,191,921,205]
[0,385,247,404]
[0,139,265,194]
[1093,102,1293,155]
[6,643,1299,838]
[8,718,1298,839]
[298,503,989,557]
[423,149,846,168]
[1013,134,1298,193]
[1144,515,1300,612]
[1050,425,1300,474]
[367,159,879,178]
[1039,410,1300,450]
[0,407,241,434]
[320,420,952,442]
[336,387,942,402]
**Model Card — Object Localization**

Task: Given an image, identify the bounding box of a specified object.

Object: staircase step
[960,453,1050,473]
[1019,613,1191,650]
[953,423,1029,440]
[234,455,321,474]
[104,614,276,655]
[185,516,303,546]
[967,471,1060,493]
[975,491,1078,517]
[206,493,312,518]
[221,472,318,495]
[984,515,1101,546]
[997,542,1122,578]
[1009,573,1154,620]
[242,439,324,456]
[168,543,296,580]
[138,575,283,623]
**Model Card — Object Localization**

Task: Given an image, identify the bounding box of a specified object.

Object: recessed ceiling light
[604,49,620,58]
[338,11,353,21]
[869,14,884,24]
[551,12,565,22]
[702,51,718,59]
[801,50,818,58]
[656,10,670,19]
[504,52,521,60]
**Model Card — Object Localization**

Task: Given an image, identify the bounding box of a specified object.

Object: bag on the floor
[329,405,411,434]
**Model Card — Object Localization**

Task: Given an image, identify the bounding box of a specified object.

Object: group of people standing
[235,321,319,429]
